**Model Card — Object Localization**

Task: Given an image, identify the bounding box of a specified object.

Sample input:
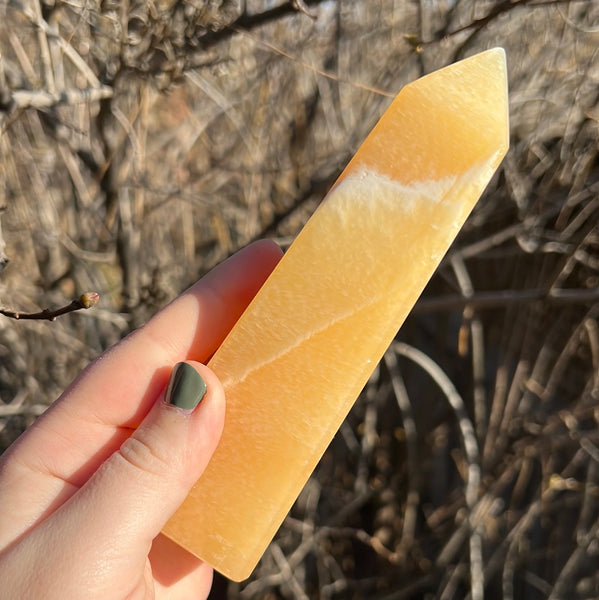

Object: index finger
[69,239,282,426]
[0,240,282,530]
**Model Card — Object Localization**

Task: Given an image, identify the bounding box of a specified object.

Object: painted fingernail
[165,362,207,411]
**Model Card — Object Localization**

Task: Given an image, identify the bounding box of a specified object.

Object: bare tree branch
[5,86,113,110]
[0,206,8,272]
[415,287,599,313]
[0,292,99,321]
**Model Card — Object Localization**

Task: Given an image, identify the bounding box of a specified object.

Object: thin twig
[32,0,56,95]
[9,0,102,87]
[450,254,487,442]
[414,287,599,313]
[230,25,395,98]
[0,403,47,417]
[393,342,483,600]
[500,448,589,599]
[0,292,99,321]
[383,349,420,552]
[292,0,317,19]
[269,542,310,600]
[354,374,380,495]
[8,86,113,110]
[0,208,8,271]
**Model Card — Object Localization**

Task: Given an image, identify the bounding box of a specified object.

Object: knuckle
[117,433,173,479]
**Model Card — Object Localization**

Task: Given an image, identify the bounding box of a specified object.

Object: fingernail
[165,362,207,411]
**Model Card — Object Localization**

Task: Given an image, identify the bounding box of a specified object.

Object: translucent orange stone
[162,48,509,581]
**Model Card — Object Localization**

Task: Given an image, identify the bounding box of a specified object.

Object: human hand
[0,240,283,600]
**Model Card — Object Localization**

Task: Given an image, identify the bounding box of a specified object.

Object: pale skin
[0,240,283,600]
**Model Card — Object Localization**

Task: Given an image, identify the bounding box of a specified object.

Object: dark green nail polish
[165,362,207,411]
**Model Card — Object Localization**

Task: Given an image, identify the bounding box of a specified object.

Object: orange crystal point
[341,47,509,185]
[162,48,509,581]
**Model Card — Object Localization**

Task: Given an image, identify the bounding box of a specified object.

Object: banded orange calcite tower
[163,48,509,581]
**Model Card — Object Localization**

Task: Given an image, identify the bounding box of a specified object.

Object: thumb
[92,361,225,542]
[30,361,224,575]
[84,361,225,543]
